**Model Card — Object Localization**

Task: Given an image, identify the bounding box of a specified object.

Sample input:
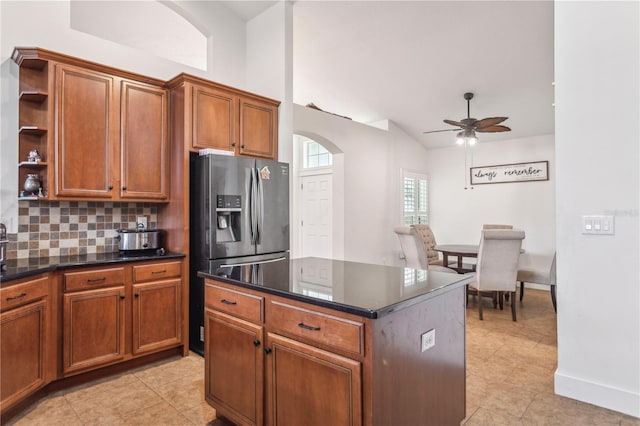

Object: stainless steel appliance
[190,153,290,354]
[0,223,7,271]
[115,228,163,252]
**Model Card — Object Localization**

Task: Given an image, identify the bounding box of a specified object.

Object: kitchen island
[198,257,472,426]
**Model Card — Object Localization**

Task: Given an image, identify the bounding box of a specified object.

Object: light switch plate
[582,215,614,235]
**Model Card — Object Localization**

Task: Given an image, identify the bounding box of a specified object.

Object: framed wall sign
[470,161,549,185]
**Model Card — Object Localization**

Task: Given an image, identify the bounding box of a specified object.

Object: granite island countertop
[0,251,186,283]
[198,257,473,319]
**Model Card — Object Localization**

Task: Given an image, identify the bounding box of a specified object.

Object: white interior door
[300,173,332,258]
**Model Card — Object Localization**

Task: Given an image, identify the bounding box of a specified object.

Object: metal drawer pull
[298,322,321,331]
[221,299,237,305]
[151,270,167,274]
[6,292,27,301]
[87,277,106,283]
[253,339,261,347]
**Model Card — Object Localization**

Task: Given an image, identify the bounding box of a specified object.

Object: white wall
[425,134,556,270]
[246,1,294,165]
[554,1,639,418]
[293,104,430,265]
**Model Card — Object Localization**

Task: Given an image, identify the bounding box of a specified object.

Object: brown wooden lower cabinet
[132,279,182,355]
[0,257,187,422]
[62,260,184,376]
[265,333,362,426]
[205,309,264,426]
[63,286,127,375]
[0,297,48,410]
[204,278,466,426]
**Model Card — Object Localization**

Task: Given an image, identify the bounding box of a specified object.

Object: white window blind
[403,171,428,225]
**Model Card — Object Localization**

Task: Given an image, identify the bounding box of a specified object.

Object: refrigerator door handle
[220,256,287,268]
[249,167,257,245]
[256,167,264,245]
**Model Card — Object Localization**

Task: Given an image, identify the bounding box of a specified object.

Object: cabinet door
[120,81,169,201]
[0,299,47,410]
[265,333,362,426]
[192,85,237,151]
[55,64,117,198]
[205,309,263,426]
[63,287,126,376]
[239,98,278,160]
[132,279,181,355]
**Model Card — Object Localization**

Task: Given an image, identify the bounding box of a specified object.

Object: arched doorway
[291,133,344,259]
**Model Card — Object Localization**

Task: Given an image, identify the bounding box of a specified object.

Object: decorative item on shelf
[23,173,41,196]
[27,149,42,163]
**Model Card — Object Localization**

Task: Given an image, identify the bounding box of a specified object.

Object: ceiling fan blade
[476,125,511,133]
[423,128,460,134]
[474,117,508,129]
[443,119,465,127]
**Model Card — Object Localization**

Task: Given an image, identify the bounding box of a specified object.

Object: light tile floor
[5,289,639,425]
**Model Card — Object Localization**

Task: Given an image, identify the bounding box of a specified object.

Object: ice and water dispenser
[216,195,241,242]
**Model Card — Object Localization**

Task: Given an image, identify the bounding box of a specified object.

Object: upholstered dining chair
[410,224,446,266]
[468,229,525,321]
[482,224,514,230]
[517,252,557,312]
[393,227,422,269]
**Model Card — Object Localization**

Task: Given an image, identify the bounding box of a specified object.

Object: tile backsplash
[6,201,158,259]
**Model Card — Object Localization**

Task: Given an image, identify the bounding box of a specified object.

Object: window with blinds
[403,171,428,225]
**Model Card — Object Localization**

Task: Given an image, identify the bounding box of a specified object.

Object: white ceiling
[225,1,555,150]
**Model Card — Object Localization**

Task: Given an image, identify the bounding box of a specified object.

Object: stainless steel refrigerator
[189,153,290,354]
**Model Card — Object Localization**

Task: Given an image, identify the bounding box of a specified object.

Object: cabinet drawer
[269,300,364,355]
[133,261,181,283]
[205,283,263,323]
[64,267,125,292]
[1,276,49,312]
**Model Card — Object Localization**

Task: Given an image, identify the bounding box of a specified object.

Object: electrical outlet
[200,326,204,342]
[136,216,148,229]
[421,329,435,352]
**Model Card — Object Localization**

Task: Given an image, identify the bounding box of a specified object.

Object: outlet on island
[421,329,435,352]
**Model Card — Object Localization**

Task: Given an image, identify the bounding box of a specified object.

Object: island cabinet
[0,274,56,413]
[62,259,182,376]
[201,257,469,426]
[205,280,364,426]
[12,47,169,202]
[167,74,279,160]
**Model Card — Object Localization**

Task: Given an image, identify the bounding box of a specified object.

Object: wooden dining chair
[468,229,525,321]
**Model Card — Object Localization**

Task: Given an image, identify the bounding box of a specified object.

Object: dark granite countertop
[198,257,473,319]
[0,251,185,283]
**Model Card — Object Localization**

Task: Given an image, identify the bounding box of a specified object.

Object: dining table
[434,244,479,274]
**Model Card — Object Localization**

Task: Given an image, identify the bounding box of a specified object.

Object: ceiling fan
[423,92,510,145]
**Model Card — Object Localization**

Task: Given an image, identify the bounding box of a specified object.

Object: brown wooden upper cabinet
[55,65,169,201]
[13,48,169,202]
[55,64,116,199]
[169,74,280,160]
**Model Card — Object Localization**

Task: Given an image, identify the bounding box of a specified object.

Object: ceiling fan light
[467,136,478,146]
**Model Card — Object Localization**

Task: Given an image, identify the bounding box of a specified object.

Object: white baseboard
[555,370,640,418]
[521,282,550,291]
